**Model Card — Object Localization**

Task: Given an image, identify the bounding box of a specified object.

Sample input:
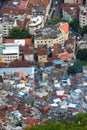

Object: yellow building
[34,22,69,48]
[37,47,47,64]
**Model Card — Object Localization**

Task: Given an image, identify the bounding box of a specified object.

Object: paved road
[50,1,62,19]
[54,3,61,18]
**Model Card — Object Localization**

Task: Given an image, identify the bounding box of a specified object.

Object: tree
[8,27,32,39]
[15,120,22,127]
[25,113,87,130]
[79,25,87,36]
[8,27,20,39]
[67,65,77,75]
[20,27,32,38]
[76,49,87,61]
[73,113,87,127]
[67,61,87,74]
[69,19,79,32]
[51,16,62,25]
[46,16,62,26]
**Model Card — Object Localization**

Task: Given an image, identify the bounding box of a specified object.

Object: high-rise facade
[79,0,87,28]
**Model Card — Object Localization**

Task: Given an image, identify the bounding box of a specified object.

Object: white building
[64,0,82,4]
[64,0,76,3]
[2,43,19,63]
[2,19,17,37]
[28,15,44,34]
[79,5,87,28]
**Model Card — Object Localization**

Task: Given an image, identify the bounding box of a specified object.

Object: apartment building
[61,3,80,23]
[34,22,69,48]
[2,19,17,38]
[79,4,87,28]
[64,0,83,4]
[27,0,52,34]
[0,44,19,63]
[3,1,28,19]
[2,0,52,35]
[37,47,48,63]
[28,15,44,34]
[0,34,3,45]
[64,0,76,3]
[28,0,52,22]
[5,38,34,62]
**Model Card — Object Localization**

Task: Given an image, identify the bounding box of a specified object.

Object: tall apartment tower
[79,0,87,28]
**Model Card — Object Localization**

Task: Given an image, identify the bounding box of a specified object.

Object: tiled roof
[0,63,6,68]
[28,0,50,8]
[0,111,6,117]
[65,38,74,45]
[22,117,39,126]
[3,6,26,15]
[5,39,14,43]
[19,1,27,9]
[9,59,32,67]
[3,0,50,16]
[58,52,72,60]
[24,44,34,55]
[3,1,28,15]
[53,44,61,50]
[5,38,32,45]
[37,48,47,55]
[61,3,80,18]
[0,105,7,110]
[52,44,62,57]
[59,22,69,33]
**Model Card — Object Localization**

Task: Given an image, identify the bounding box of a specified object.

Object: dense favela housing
[0,0,87,129]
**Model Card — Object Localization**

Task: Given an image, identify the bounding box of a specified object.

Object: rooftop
[61,3,80,19]
[3,0,28,15]
[37,47,47,55]
[5,38,32,46]
[34,24,61,39]
[29,15,43,27]
[59,22,69,33]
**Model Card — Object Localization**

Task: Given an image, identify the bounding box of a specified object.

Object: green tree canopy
[69,18,87,36]
[69,18,79,32]
[51,16,62,25]
[25,113,87,130]
[67,61,87,74]
[67,65,77,75]
[46,16,62,26]
[80,25,87,36]
[15,120,22,127]
[8,27,32,39]
[76,49,87,61]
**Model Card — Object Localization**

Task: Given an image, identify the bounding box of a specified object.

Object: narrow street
[49,0,63,19]
[54,3,61,18]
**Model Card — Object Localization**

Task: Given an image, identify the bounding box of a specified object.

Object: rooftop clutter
[0,60,87,129]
